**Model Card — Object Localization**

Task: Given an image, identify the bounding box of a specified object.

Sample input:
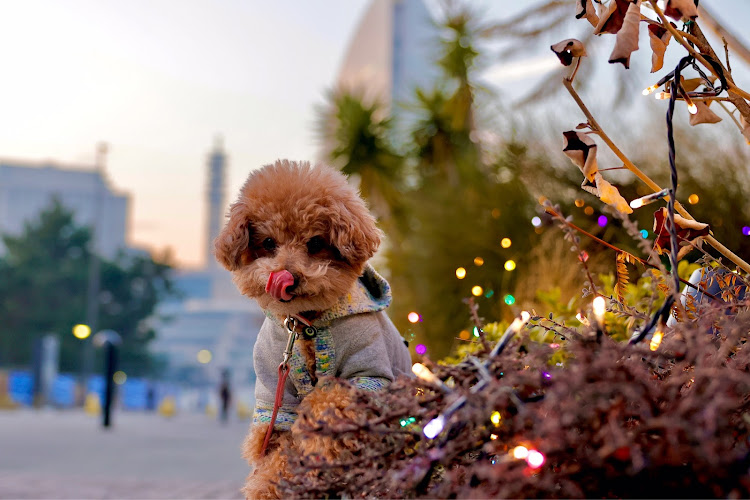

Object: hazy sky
[1,1,747,268]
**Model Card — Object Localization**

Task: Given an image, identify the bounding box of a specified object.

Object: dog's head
[214,160,381,316]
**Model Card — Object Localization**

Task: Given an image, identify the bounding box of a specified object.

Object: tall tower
[206,136,226,271]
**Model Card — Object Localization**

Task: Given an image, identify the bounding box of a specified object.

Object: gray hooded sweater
[252,266,412,430]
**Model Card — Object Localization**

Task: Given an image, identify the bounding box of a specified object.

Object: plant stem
[562,77,750,274]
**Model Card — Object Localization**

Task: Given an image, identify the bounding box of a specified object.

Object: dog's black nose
[287,274,300,292]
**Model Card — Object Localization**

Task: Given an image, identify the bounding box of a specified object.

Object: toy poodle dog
[214,160,412,498]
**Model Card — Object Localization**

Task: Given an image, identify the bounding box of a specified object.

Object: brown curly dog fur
[214,160,381,319]
[241,380,359,499]
[215,161,384,499]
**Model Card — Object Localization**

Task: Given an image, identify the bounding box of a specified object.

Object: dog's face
[214,160,381,317]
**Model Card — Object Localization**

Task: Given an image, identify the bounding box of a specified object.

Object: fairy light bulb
[412,363,439,384]
[423,415,445,439]
[526,450,546,468]
[456,267,466,279]
[642,84,659,95]
[508,311,531,335]
[630,188,670,209]
[650,327,664,351]
[655,92,671,100]
[512,445,529,460]
[490,411,502,426]
[592,296,606,326]
[472,286,483,296]
[687,102,698,114]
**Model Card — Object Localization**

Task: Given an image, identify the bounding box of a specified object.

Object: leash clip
[282,316,298,366]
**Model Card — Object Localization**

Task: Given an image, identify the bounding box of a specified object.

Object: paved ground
[0,409,251,499]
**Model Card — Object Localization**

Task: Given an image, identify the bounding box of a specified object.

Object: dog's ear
[214,203,251,271]
[330,195,382,271]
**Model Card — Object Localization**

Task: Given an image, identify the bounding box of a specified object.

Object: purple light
[743,226,750,236]
[597,215,608,227]
[415,344,427,355]
[542,371,552,379]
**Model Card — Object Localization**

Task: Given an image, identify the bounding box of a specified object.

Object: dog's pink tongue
[266,270,295,301]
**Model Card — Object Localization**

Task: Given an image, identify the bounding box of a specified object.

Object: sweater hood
[316,264,392,324]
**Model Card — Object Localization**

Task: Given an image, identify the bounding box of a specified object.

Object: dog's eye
[307,236,325,255]
[262,237,276,252]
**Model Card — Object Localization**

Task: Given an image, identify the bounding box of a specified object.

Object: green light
[473,327,480,338]
[504,294,516,305]
[484,289,494,298]
[400,417,416,427]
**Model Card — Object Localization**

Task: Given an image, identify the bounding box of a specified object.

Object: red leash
[260,315,310,456]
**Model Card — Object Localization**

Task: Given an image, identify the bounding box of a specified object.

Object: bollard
[93,330,121,429]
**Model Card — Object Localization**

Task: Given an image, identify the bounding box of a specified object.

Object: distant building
[151,139,264,393]
[0,157,128,259]
[337,0,438,110]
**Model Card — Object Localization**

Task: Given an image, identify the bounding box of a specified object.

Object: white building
[337,0,438,110]
[0,158,129,259]
[151,139,264,391]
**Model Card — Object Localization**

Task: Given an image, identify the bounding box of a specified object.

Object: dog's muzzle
[266,270,296,301]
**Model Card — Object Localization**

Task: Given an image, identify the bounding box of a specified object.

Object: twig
[648,1,750,112]
[717,100,744,131]
[562,77,750,274]
[545,206,721,302]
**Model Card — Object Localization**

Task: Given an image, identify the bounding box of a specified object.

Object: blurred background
[1,0,750,497]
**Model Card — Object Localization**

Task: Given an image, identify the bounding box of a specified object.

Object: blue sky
[0,0,747,267]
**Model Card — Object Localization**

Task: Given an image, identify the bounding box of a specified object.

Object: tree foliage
[0,200,176,375]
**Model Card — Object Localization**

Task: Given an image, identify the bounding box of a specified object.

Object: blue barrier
[8,371,33,406]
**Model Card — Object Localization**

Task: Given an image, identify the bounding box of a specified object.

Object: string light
[743,226,750,236]
[655,92,671,100]
[688,193,699,204]
[459,330,470,340]
[630,188,670,209]
[531,216,542,227]
[593,296,606,327]
[642,84,660,95]
[490,434,498,440]
[399,417,416,427]
[640,229,649,238]
[504,260,516,271]
[415,344,427,355]
[504,294,515,305]
[687,102,698,114]
[526,450,546,468]
[472,286,484,296]
[650,327,664,351]
[597,215,608,227]
[490,411,502,426]
[584,206,594,216]
[501,237,512,248]
[574,198,585,207]
[512,446,529,459]
[456,267,467,279]
[474,257,485,266]
[412,363,438,384]
[423,415,445,439]
[407,312,420,323]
